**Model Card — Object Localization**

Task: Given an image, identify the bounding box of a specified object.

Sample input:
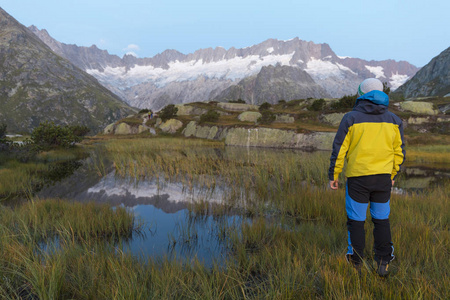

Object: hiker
[328,78,405,276]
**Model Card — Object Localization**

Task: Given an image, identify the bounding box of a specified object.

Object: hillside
[0,8,136,133]
[393,47,450,98]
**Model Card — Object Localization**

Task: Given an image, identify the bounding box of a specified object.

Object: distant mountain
[0,9,135,133]
[30,27,419,111]
[214,64,330,104]
[393,47,450,98]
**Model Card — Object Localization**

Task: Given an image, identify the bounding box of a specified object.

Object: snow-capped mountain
[30,26,419,110]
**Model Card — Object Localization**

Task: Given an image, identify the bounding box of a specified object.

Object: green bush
[229,99,246,104]
[0,123,6,139]
[159,104,178,122]
[308,99,326,111]
[258,110,276,125]
[199,110,220,124]
[138,108,150,114]
[331,94,356,109]
[68,125,90,137]
[31,121,82,150]
[259,102,272,111]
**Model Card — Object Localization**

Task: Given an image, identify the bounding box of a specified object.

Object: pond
[34,145,449,265]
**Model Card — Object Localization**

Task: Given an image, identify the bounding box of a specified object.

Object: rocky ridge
[29,27,419,110]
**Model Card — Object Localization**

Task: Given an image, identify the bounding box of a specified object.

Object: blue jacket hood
[356,90,389,106]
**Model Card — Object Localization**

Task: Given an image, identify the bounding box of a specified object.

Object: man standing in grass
[328,78,405,276]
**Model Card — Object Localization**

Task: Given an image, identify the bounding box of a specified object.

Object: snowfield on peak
[87,52,296,88]
[365,65,385,79]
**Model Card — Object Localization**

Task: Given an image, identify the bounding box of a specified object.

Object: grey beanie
[357,78,383,97]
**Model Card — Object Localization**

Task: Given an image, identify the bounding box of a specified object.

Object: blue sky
[1,0,449,67]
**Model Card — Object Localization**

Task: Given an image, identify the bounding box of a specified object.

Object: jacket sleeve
[328,114,352,181]
[392,121,406,180]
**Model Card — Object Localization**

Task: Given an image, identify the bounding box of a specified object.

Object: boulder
[183,121,220,140]
[238,111,262,123]
[407,117,430,125]
[114,123,133,135]
[275,114,295,123]
[217,102,259,112]
[103,123,115,134]
[182,122,335,150]
[175,104,208,116]
[321,113,345,126]
[159,119,183,133]
[400,101,438,115]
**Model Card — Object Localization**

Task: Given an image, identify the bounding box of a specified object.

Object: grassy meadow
[0,136,448,299]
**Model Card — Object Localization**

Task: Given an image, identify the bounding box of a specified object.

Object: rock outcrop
[182,121,335,150]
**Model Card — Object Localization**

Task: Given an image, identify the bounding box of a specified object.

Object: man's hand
[330,180,339,190]
[392,180,395,187]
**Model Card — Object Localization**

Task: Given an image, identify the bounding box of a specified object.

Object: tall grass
[0,136,447,298]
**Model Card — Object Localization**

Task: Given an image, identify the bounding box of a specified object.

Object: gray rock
[159,119,183,133]
[175,104,208,116]
[217,103,259,112]
[183,122,335,150]
[400,101,438,115]
[275,114,295,123]
[115,123,133,135]
[103,123,115,134]
[238,112,262,123]
[321,113,345,126]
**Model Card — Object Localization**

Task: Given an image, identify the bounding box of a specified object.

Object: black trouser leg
[372,218,394,262]
[347,218,365,262]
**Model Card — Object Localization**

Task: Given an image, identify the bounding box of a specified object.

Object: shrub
[31,121,82,150]
[199,110,220,124]
[0,123,6,139]
[259,102,272,111]
[383,82,391,95]
[258,110,276,125]
[159,104,178,122]
[331,94,356,109]
[138,108,150,114]
[278,100,286,104]
[68,125,90,137]
[308,99,326,111]
[229,99,246,104]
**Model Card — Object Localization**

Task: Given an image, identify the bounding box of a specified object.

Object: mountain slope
[0,9,135,133]
[214,64,330,104]
[393,47,450,98]
[30,27,419,110]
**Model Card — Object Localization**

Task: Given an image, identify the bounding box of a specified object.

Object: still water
[35,146,449,264]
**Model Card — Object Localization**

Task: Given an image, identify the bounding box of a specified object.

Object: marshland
[0,124,449,299]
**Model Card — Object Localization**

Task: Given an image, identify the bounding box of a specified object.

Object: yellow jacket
[329,91,405,181]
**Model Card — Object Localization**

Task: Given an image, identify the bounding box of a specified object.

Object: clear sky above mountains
[1,0,449,67]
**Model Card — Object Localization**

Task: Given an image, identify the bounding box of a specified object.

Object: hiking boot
[376,259,390,277]
[346,254,362,270]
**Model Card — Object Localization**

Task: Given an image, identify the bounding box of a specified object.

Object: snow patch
[87,52,296,88]
[338,55,351,59]
[390,72,409,90]
[305,58,356,79]
[365,65,385,78]
[267,47,274,53]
